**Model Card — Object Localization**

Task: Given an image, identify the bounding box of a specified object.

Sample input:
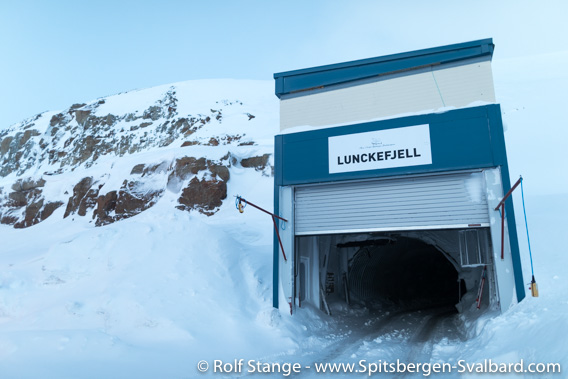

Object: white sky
[1,0,567,128]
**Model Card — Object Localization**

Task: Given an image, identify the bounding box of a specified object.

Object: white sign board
[328,124,432,174]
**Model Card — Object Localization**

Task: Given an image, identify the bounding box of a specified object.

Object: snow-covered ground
[0,173,294,378]
[1,52,567,378]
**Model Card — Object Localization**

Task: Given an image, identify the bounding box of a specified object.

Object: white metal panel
[280,59,496,131]
[484,167,517,311]
[435,61,496,105]
[278,186,295,311]
[295,172,489,235]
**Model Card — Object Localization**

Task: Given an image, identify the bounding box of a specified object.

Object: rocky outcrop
[169,157,208,181]
[15,199,63,229]
[167,157,230,192]
[59,156,233,226]
[94,185,163,226]
[92,162,170,226]
[163,156,231,216]
[241,154,271,171]
[0,87,254,178]
[0,177,63,228]
[0,81,273,229]
[177,177,227,216]
[1,149,268,227]
[64,177,101,218]
[0,128,42,177]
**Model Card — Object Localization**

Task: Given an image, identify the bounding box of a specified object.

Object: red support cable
[242,198,287,222]
[272,215,287,262]
[494,177,522,261]
[494,177,522,211]
[237,196,288,262]
[500,204,505,260]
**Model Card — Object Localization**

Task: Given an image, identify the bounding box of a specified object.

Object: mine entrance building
[272,39,525,315]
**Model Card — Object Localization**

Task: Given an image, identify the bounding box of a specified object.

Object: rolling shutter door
[294,172,489,235]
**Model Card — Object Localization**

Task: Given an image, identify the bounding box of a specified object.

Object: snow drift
[1,52,567,378]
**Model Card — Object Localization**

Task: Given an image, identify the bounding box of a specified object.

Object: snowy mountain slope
[0,79,297,377]
[0,51,567,378]
[0,80,276,228]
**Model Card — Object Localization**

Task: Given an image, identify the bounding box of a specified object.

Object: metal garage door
[294,171,489,235]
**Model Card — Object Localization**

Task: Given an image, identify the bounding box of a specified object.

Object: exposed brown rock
[209,164,230,181]
[1,131,45,176]
[102,114,117,126]
[130,164,145,175]
[64,137,75,148]
[240,154,271,170]
[94,191,118,225]
[21,130,40,146]
[124,113,138,122]
[166,156,230,193]
[50,113,67,127]
[72,135,100,165]
[1,177,62,228]
[115,191,156,218]
[8,191,28,207]
[143,106,164,121]
[224,135,242,144]
[14,199,42,228]
[207,137,219,146]
[130,162,169,177]
[11,178,46,192]
[74,110,92,126]
[13,199,64,229]
[0,136,13,156]
[169,157,207,182]
[42,201,63,219]
[177,177,227,216]
[64,177,100,218]
[94,184,163,226]
[173,118,192,135]
[1,88,256,180]
[0,87,270,228]
[69,103,87,111]
[181,141,198,147]
[0,214,18,225]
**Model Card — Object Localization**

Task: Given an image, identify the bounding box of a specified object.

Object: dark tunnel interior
[347,236,460,309]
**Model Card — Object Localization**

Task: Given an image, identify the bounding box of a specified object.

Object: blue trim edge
[274,39,494,98]
[487,106,526,302]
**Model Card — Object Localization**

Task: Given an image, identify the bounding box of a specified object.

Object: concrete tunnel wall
[296,231,494,312]
[347,237,459,306]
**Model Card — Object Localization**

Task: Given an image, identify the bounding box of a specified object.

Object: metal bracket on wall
[494,177,522,260]
[236,195,289,261]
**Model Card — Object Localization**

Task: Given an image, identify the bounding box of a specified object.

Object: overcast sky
[1,0,567,128]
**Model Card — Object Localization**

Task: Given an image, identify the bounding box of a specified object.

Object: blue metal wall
[273,104,525,307]
[276,105,503,185]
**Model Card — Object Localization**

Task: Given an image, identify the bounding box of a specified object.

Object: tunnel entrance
[347,237,459,308]
[294,229,496,315]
